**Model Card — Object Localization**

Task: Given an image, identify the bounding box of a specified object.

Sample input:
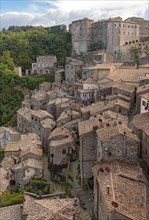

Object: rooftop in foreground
[92,160,147,220]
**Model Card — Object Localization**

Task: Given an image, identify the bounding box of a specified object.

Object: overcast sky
[0,0,149,29]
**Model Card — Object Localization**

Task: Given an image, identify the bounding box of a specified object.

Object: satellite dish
[105,167,110,172]
[98,167,104,173]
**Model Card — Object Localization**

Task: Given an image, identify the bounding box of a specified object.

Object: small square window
[62,149,66,154]
[142,100,146,106]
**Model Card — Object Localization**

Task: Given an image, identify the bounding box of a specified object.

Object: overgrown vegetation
[0,25,72,68]
[0,179,54,207]
[0,191,24,207]
[130,43,149,68]
[89,40,105,51]
[0,53,54,126]
[0,25,71,126]
[26,178,53,194]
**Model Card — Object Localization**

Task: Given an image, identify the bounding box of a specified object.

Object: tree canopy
[0,25,72,70]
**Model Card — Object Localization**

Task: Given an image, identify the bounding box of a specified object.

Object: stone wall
[80,132,97,180]
[97,135,139,164]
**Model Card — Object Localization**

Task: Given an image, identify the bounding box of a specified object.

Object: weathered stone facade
[96,124,140,164]
[65,57,84,83]
[69,18,93,54]
[32,56,57,75]
[70,16,141,58]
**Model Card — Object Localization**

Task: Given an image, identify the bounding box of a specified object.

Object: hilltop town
[0,16,149,220]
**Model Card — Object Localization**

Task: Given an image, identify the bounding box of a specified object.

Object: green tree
[130,46,143,69]
[0,50,15,70]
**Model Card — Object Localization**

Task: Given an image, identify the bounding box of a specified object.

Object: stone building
[31,90,48,110]
[78,117,99,181]
[131,112,149,174]
[78,89,95,105]
[31,56,57,75]
[31,110,54,137]
[78,114,138,182]
[83,78,98,90]
[125,17,149,39]
[48,127,75,169]
[56,109,79,127]
[80,100,116,121]
[20,145,43,162]
[78,113,126,181]
[65,57,84,83]
[70,16,140,58]
[92,160,147,220]
[136,84,149,113]
[46,97,73,119]
[113,99,131,116]
[11,158,43,186]
[69,17,93,54]
[92,16,140,58]
[40,118,56,152]
[55,69,65,83]
[108,67,149,87]
[22,193,84,220]
[0,193,84,220]
[82,63,115,80]
[93,51,113,64]
[140,93,149,113]
[17,108,34,133]
[0,127,20,151]
[96,123,140,164]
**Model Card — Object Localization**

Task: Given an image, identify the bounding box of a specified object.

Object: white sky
[1,0,149,29]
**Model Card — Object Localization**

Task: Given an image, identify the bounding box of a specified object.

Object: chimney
[93,125,98,131]
[107,185,110,194]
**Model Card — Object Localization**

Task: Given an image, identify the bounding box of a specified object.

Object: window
[142,100,146,106]
[114,24,117,27]
[62,149,66,154]
[128,25,130,28]
[123,24,125,27]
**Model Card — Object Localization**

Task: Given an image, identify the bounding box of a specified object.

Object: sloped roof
[92,160,147,220]
[96,124,139,142]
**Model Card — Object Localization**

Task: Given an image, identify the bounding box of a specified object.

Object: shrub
[0,191,24,207]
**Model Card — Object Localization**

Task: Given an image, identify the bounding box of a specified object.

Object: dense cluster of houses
[1,15,149,220]
[1,57,149,219]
